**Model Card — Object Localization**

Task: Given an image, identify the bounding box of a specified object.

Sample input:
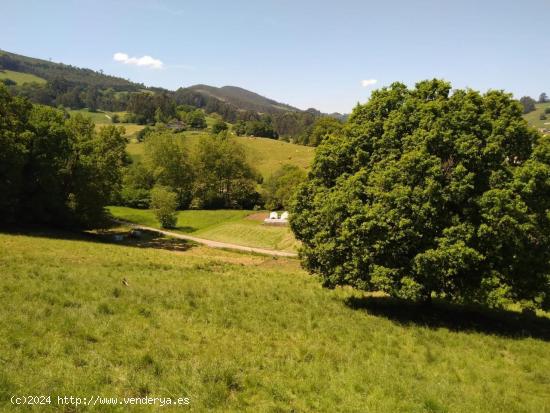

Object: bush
[540,113,547,121]
[211,119,228,134]
[111,113,120,123]
[150,186,178,228]
[136,126,153,142]
[120,186,151,209]
[1,78,16,86]
[291,80,550,309]
[545,107,550,114]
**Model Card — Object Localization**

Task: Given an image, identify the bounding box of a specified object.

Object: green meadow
[523,102,550,129]
[126,131,315,179]
[0,69,46,85]
[67,109,146,137]
[0,230,548,412]
[108,207,299,252]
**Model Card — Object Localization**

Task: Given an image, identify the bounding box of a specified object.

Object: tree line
[0,84,307,228]
[1,57,344,145]
[0,85,127,228]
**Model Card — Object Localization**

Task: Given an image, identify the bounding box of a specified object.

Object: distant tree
[128,92,156,124]
[539,92,548,103]
[119,162,154,208]
[245,119,277,138]
[144,131,194,208]
[519,96,536,114]
[186,109,207,129]
[307,116,344,146]
[233,120,247,136]
[211,119,228,134]
[193,134,260,208]
[150,186,178,228]
[263,164,306,210]
[84,87,99,112]
[291,80,550,310]
[154,107,165,124]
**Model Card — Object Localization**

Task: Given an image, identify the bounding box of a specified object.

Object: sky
[1,0,548,113]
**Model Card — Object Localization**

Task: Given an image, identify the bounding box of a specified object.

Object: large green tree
[144,131,194,208]
[193,133,260,208]
[291,80,550,309]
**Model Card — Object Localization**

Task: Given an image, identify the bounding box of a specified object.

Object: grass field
[126,131,315,179]
[1,230,549,412]
[0,69,46,85]
[523,102,550,130]
[108,207,299,252]
[67,109,146,137]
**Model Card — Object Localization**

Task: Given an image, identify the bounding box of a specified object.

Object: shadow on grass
[93,228,194,252]
[0,226,195,253]
[175,226,196,233]
[345,295,550,341]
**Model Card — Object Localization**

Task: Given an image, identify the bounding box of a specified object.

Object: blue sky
[1,0,548,113]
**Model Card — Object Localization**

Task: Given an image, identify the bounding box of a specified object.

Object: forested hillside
[0,49,340,144]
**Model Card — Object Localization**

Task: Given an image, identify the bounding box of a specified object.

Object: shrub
[150,186,178,228]
[1,78,16,86]
[291,80,550,309]
[136,126,153,142]
[120,186,151,209]
[211,119,228,134]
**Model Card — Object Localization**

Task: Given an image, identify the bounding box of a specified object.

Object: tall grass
[0,231,548,412]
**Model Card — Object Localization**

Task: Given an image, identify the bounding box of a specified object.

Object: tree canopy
[519,96,536,114]
[0,85,127,227]
[192,133,261,208]
[291,80,550,309]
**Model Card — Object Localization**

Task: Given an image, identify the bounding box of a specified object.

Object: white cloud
[113,52,163,69]
[361,79,377,87]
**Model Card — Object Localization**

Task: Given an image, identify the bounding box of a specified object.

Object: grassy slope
[68,109,146,137]
[1,231,549,412]
[108,207,298,252]
[523,102,550,130]
[127,131,315,178]
[0,69,46,85]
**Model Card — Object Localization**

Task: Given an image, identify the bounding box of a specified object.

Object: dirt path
[121,222,298,258]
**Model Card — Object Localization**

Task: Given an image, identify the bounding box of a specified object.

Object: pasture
[0,69,46,85]
[0,230,548,412]
[523,102,550,130]
[108,207,299,252]
[126,131,315,179]
[67,109,146,137]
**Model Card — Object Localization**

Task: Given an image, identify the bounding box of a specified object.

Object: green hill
[0,69,46,85]
[523,102,550,131]
[127,131,315,178]
[1,230,548,412]
[0,49,141,90]
[187,84,300,114]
